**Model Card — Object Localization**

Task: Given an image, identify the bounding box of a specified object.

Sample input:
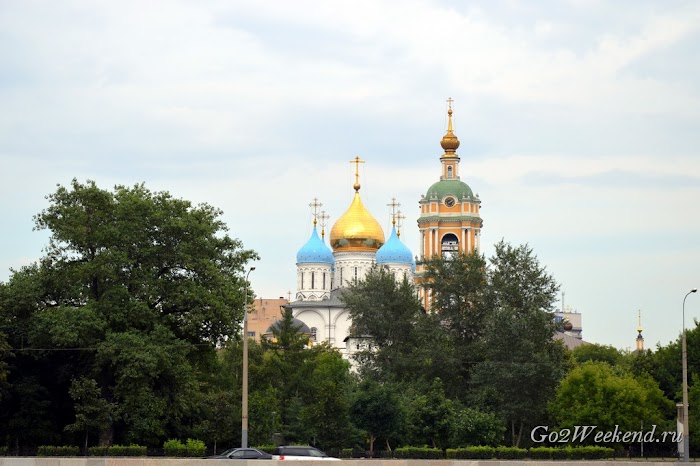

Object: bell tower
[416,99,484,309]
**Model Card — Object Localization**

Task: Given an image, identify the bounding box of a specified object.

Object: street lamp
[682,287,697,462]
[242,266,255,448]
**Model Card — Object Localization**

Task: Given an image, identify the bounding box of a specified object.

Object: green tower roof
[425,179,474,200]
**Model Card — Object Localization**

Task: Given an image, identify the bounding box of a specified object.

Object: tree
[342,268,423,380]
[64,377,116,452]
[351,380,404,455]
[471,241,566,447]
[572,343,625,367]
[550,361,673,446]
[0,179,257,447]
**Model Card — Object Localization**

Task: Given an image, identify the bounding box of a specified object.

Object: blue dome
[296,226,335,264]
[376,226,414,267]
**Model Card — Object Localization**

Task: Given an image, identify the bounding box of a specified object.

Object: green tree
[421,251,489,391]
[342,268,424,381]
[0,179,257,447]
[471,241,566,447]
[351,380,404,455]
[572,343,625,366]
[550,361,673,446]
[64,377,116,451]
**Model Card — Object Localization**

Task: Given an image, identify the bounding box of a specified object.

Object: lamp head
[250,266,256,272]
[692,288,698,293]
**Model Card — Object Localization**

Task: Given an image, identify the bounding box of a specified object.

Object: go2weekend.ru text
[531,425,682,444]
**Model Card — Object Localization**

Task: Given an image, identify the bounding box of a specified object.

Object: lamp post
[682,288,697,462]
[242,266,255,448]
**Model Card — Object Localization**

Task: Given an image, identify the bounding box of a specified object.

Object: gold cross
[350,156,365,191]
[387,197,400,225]
[309,197,322,225]
[396,210,406,237]
[319,210,330,239]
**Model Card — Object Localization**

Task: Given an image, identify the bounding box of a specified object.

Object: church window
[311,272,315,289]
[354,267,358,282]
[323,272,326,289]
[310,327,317,341]
[441,233,459,258]
[447,166,453,179]
[340,267,343,283]
[301,272,304,289]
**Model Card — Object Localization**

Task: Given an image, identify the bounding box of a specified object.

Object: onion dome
[440,101,460,155]
[376,226,414,266]
[296,226,335,264]
[330,192,385,251]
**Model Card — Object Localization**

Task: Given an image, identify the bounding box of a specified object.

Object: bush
[446,446,495,459]
[37,446,80,457]
[393,447,443,459]
[185,439,206,457]
[163,439,186,457]
[163,439,205,457]
[0,446,7,456]
[88,446,110,456]
[87,445,146,457]
[496,446,527,459]
[529,446,553,459]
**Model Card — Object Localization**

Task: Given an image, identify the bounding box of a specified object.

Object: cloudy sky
[1,0,699,351]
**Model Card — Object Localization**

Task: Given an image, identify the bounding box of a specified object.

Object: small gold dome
[440,107,460,154]
[330,192,385,252]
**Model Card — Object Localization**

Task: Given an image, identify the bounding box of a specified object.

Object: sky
[1,0,699,351]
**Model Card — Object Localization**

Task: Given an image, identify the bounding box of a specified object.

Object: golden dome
[440,100,460,155]
[330,192,385,252]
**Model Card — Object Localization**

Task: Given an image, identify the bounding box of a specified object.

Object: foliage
[572,343,625,366]
[393,446,443,459]
[470,241,566,447]
[445,446,495,459]
[350,380,404,454]
[0,180,257,448]
[163,438,204,457]
[37,445,80,456]
[550,361,673,444]
[64,377,116,451]
[342,268,426,382]
[88,445,147,456]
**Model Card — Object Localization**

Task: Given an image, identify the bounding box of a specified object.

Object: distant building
[247,297,288,342]
[554,307,585,350]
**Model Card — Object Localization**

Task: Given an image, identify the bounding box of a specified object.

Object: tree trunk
[84,430,89,455]
[386,438,392,452]
[369,434,375,456]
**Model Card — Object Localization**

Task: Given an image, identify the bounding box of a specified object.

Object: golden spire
[440,97,460,155]
[637,309,643,333]
[396,210,406,237]
[309,197,322,226]
[387,197,400,226]
[319,210,330,240]
[350,156,365,192]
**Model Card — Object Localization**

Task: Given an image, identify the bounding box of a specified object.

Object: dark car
[209,448,273,460]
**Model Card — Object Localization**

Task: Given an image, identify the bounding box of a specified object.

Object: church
[279,101,484,359]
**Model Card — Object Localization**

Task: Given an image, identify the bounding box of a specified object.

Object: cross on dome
[319,210,330,240]
[309,197,322,225]
[350,156,365,192]
[396,210,406,237]
[387,197,400,225]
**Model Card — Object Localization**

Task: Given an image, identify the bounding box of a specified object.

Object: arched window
[311,272,315,289]
[310,327,317,341]
[447,166,453,179]
[441,233,459,258]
